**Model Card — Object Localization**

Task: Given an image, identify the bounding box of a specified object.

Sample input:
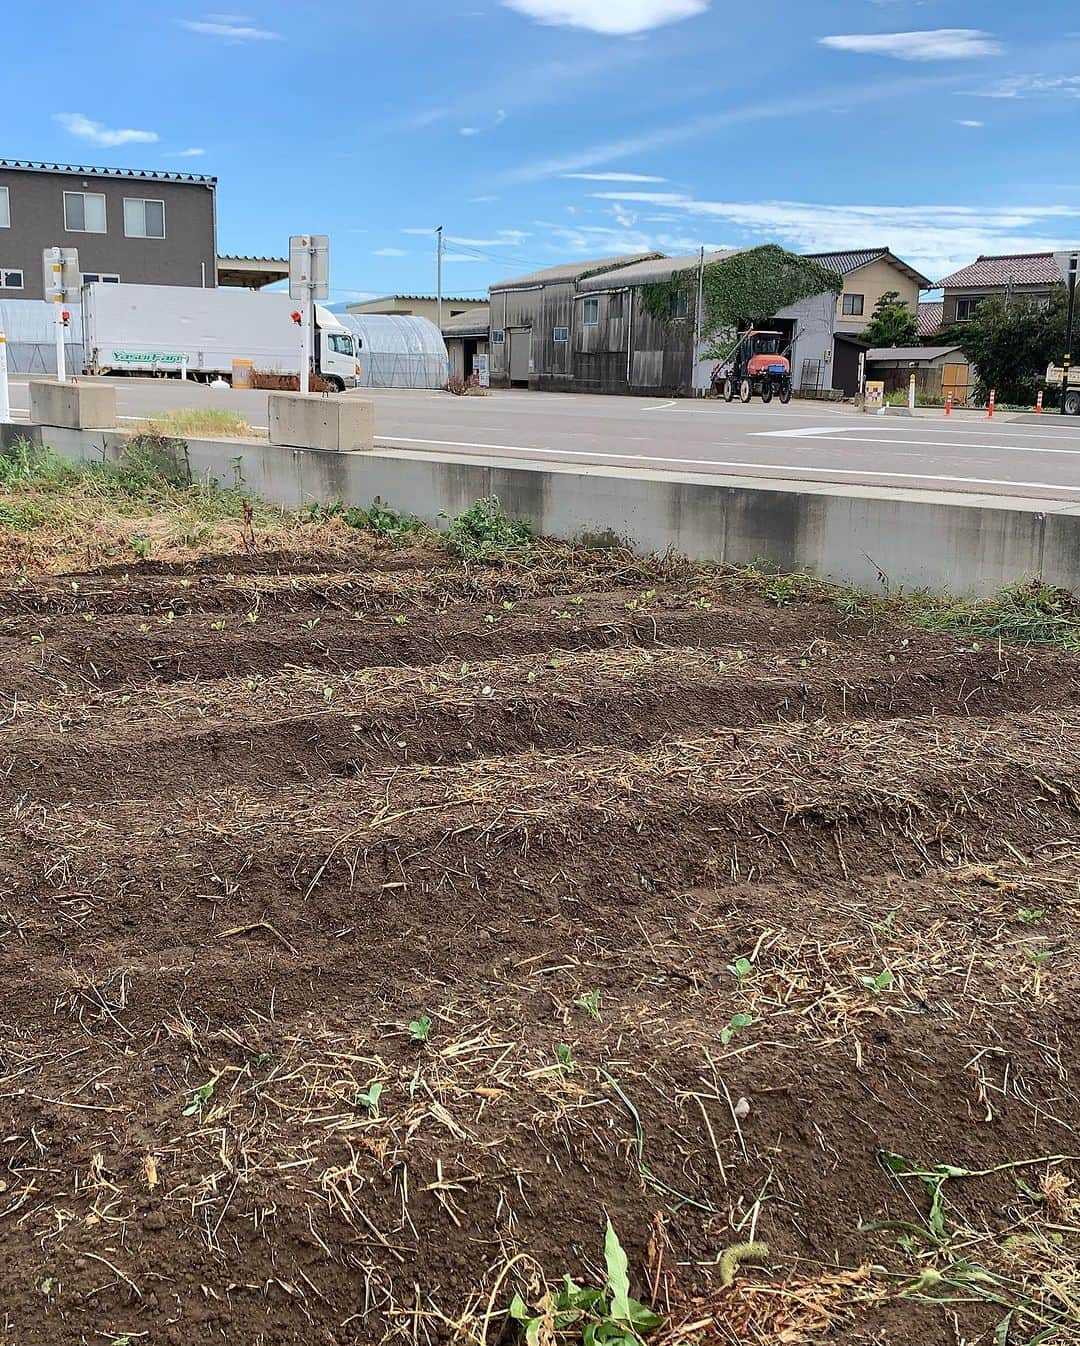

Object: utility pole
[693,245,705,395]
[436,226,444,332]
[1061,252,1077,415]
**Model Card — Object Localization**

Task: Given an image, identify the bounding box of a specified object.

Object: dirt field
[1,515,1078,1344]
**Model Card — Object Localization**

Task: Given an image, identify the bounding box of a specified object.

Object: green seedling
[508,1221,661,1346]
[209,619,225,631]
[392,614,408,626]
[1018,908,1045,925]
[408,1015,432,1043]
[130,534,152,560]
[323,685,334,704]
[861,969,895,992]
[555,1043,576,1073]
[39,1277,53,1296]
[728,956,753,982]
[484,612,499,624]
[526,671,538,684]
[720,1012,753,1046]
[554,609,573,620]
[245,611,258,625]
[501,599,516,610]
[574,989,602,1021]
[568,594,584,606]
[30,633,44,644]
[304,617,321,631]
[138,623,150,634]
[182,1080,215,1117]
[690,596,713,610]
[355,1081,384,1117]
[247,1052,272,1070]
[1023,949,1054,968]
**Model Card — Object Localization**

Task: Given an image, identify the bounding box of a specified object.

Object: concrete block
[268,394,374,452]
[29,379,117,429]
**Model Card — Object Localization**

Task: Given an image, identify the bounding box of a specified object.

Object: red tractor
[710,329,792,404]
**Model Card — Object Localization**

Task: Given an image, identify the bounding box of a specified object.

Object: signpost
[42,247,79,383]
[1055,250,1078,416]
[0,331,9,424]
[865,379,885,413]
[289,235,329,395]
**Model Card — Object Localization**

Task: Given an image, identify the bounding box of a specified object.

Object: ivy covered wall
[640,245,838,356]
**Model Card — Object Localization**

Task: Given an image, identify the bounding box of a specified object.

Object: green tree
[947,287,1067,406]
[861,291,918,347]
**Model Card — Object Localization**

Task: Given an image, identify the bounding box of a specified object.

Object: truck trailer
[81,283,360,389]
[1046,364,1080,416]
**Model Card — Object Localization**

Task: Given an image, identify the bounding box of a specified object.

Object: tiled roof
[917,301,944,337]
[866,345,963,361]
[807,248,932,288]
[0,158,215,184]
[938,253,1061,289]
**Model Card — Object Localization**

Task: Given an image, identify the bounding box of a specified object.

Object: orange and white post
[944,392,953,416]
[1036,390,1044,414]
[988,388,996,419]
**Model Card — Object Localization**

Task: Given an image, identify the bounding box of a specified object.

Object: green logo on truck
[111,350,187,365]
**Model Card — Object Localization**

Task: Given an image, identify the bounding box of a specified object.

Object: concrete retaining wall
[5,420,1080,596]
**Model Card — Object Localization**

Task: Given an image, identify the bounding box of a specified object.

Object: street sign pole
[54,296,67,384]
[1061,254,1077,415]
[43,247,79,383]
[289,235,330,396]
[0,331,10,423]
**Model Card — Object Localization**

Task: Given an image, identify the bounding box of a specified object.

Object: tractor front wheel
[778,382,792,405]
[722,377,735,403]
[760,381,773,404]
[739,378,753,403]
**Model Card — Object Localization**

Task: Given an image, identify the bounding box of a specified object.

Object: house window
[582,297,600,326]
[670,290,689,320]
[553,325,569,343]
[492,329,505,344]
[955,297,980,321]
[0,268,23,289]
[842,293,865,316]
[64,191,107,233]
[0,187,9,229]
[124,198,166,239]
[81,272,120,285]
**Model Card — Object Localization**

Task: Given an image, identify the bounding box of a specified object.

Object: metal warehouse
[488,248,839,396]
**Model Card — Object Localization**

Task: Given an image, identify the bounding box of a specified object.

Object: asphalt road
[8,377,1080,503]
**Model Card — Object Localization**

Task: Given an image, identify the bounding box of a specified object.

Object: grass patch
[900,582,1080,650]
[447,495,534,561]
[136,408,258,439]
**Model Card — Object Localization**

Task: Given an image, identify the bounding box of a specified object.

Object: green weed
[507,1220,662,1345]
[409,1015,432,1043]
[574,989,602,1021]
[446,495,533,561]
[720,1012,753,1046]
[355,1081,384,1117]
[861,969,895,992]
[182,1080,215,1116]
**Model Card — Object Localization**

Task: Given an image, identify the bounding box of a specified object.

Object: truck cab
[315,308,361,391]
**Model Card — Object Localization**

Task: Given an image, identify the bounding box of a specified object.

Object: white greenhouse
[336,314,448,390]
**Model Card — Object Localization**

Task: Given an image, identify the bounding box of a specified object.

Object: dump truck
[1046,364,1080,416]
[710,329,792,404]
[80,283,361,389]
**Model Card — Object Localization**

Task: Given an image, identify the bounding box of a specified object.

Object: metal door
[509,328,531,384]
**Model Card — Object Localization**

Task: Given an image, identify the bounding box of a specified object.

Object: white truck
[1046,364,1080,416]
[81,283,361,389]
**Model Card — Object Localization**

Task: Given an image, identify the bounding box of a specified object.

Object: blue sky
[5,1,1079,302]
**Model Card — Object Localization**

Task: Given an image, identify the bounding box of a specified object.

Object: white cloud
[563,172,668,182]
[53,112,159,147]
[448,235,523,247]
[459,127,481,136]
[956,119,984,127]
[372,247,408,257]
[175,146,206,156]
[584,192,1080,280]
[179,17,282,39]
[442,253,487,263]
[820,29,1001,61]
[501,0,708,36]
[505,72,954,182]
[969,74,1080,98]
[401,227,436,235]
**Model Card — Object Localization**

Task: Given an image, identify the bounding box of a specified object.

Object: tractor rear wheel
[722,378,735,402]
[739,378,753,403]
[778,383,792,405]
[1065,389,1080,416]
[760,381,773,404]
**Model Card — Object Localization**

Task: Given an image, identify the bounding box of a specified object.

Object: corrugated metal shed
[441,305,490,337]
[866,345,962,362]
[937,253,1061,288]
[490,254,660,291]
[577,250,742,291]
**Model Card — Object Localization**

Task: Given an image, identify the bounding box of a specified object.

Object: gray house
[0,159,218,299]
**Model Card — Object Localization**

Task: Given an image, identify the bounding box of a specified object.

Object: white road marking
[756,427,845,438]
[642,400,677,412]
[381,436,1080,495]
[755,430,1080,457]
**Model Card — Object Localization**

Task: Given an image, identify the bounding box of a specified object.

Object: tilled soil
[1,542,1078,1345]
